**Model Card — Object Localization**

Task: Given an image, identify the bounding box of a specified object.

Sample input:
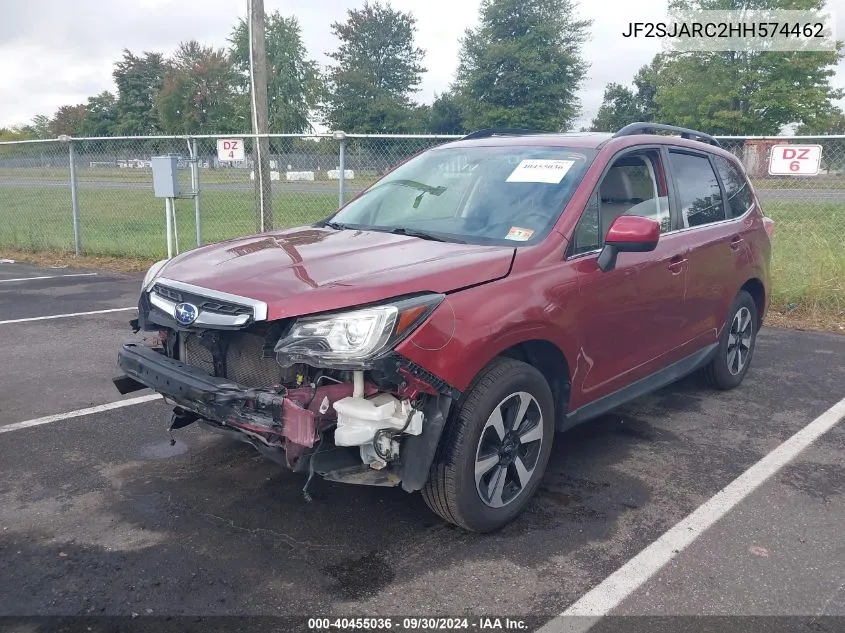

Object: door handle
[730,235,744,251]
[667,255,686,274]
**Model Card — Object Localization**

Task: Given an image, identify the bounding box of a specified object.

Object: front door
[565,148,690,409]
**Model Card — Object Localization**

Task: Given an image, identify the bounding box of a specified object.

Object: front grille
[183,331,282,389]
[153,284,253,318]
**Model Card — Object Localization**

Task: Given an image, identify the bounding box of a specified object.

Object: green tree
[632,59,661,122]
[429,91,466,134]
[80,91,119,137]
[590,84,643,131]
[29,115,51,139]
[0,126,38,157]
[649,0,843,135]
[453,0,590,132]
[0,126,36,142]
[157,41,243,135]
[113,50,169,135]
[591,58,662,131]
[229,11,320,134]
[321,1,426,133]
[795,107,845,134]
[48,104,88,136]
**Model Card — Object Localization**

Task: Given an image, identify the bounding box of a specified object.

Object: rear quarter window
[714,156,754,218]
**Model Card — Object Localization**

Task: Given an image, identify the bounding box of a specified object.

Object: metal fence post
[334,131,347,209]
[67,138,81,256]
[190,137,202,247]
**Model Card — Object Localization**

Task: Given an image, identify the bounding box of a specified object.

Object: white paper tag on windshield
[506,159,574,184]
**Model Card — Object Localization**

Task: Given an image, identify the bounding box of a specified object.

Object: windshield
[326,145,597,245]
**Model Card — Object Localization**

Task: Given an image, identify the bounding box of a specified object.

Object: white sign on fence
[768,144,822,176]
[216,138,245,162]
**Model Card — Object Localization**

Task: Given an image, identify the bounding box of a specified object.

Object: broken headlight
[274,294,444,369]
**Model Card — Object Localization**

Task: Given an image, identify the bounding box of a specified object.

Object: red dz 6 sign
[216,138,245,162]
[768,145,822,176]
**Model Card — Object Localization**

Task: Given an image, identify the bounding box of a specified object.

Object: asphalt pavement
[0,262,843,631]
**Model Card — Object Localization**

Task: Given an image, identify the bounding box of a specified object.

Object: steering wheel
[484,211,551,238]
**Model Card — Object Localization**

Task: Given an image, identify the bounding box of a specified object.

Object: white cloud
[0,0,843,129]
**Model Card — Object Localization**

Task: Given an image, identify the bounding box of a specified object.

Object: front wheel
[422,358,555,532]
[702,290,758,390]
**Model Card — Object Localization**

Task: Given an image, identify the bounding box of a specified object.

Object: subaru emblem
[174,302,199,326]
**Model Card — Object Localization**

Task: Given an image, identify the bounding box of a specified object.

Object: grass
[0,185,336,258]
[0,183,842,331]
[753,175,845,190]
[0,166,381,187]
[763,200,844,315]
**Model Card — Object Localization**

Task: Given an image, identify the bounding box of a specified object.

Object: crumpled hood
[157,227,515,320]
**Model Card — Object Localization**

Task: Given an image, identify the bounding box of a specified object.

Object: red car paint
[158,133,772,418]
[604,215,661,245]
[163,228,514,320]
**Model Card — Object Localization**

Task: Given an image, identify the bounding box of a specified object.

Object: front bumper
[115,344,318,450]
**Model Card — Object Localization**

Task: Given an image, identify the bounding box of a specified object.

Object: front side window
[571,150,669,256]
[329,146,597,245]
[714,156,754,218]
[669,152,726,228]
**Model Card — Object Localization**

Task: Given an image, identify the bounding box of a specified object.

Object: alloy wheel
[727,306,753,376]
[474,391,544,509]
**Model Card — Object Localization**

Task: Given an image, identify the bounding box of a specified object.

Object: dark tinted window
[669,152,725,228]
[715,156,754,218]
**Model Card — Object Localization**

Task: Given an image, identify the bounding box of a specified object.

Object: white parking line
[0,307,135,325]
[0,273,98,283]
[540,395,845,633]
[0,394,162,435]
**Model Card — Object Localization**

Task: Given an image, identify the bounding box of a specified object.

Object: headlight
[142,259,168,291]
[274,294,444,369]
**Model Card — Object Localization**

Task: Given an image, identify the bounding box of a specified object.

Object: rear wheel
[422,358,554,532]
[702,290,758,390]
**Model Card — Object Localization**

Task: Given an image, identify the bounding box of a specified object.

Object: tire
[702,290,758,390]
[421,357,555,532]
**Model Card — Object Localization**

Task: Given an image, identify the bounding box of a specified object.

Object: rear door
[664,149,750,344]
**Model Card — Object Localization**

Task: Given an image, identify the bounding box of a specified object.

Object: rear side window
[668,152,726,228]
[714,156,754,218]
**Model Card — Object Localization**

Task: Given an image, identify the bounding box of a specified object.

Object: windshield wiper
[320,220,351,230]
[370,179,447,209]
[379,227,465,244]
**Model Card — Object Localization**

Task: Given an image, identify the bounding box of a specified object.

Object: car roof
[441,132,613,150]
[439,131,739,161]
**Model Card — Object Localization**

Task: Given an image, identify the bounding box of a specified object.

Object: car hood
[157,227,515,320]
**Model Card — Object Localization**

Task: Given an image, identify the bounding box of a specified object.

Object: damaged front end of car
[113,276,458,493]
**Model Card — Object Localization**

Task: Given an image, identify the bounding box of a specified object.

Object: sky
[1,0,844,131]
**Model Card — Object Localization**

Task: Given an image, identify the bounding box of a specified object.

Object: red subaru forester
[115,123,773,532]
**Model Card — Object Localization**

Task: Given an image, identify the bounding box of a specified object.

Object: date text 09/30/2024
[307,617,530,631]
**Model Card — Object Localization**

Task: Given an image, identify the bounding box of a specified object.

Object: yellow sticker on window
[505,227,534,241]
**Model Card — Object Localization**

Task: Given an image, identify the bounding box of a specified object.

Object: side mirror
[597,215,661,272]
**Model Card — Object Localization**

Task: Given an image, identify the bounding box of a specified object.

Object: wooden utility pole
[248,0,272,231]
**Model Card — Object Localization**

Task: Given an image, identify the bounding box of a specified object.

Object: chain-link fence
[717,136,844,312]
[0,133,460,259]
[0,132,842,310]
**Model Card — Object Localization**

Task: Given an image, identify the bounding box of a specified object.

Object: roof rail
[461,128,548,140]
[613,122,721,147]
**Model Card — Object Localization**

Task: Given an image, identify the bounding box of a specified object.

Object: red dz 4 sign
[217,138,245,162]
[768,145,822,176]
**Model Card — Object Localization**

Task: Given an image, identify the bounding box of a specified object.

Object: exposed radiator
[183,331,282,389]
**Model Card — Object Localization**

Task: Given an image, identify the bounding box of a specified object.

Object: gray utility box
[151,155,181,198]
